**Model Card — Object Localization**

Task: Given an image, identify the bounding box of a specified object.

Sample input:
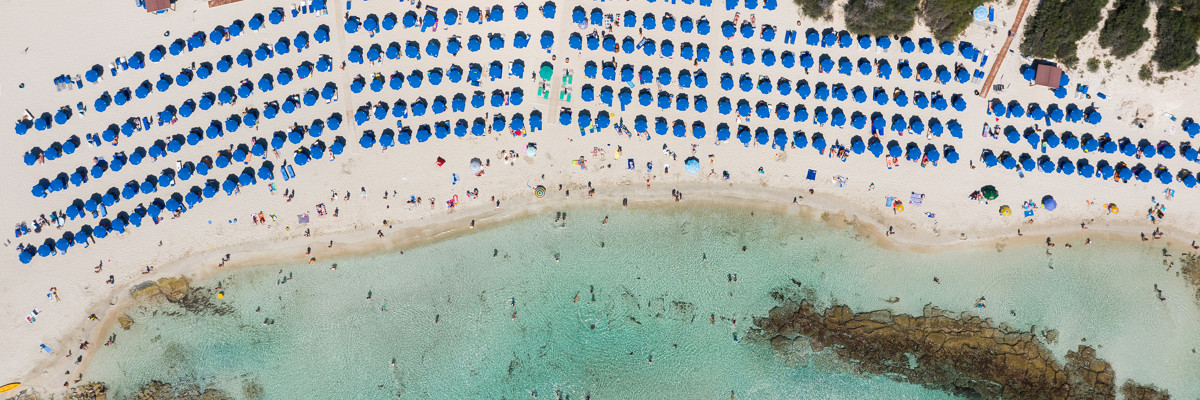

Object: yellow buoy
[999,205,1012,216]
[0,383,20,393]
[894,203,904,212]
[217,291,224,299]
[1108,204,1119,214]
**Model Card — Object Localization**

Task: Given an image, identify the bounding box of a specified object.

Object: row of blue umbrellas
[29,128,345,252]
[1002,129,1187,161]
[344,59,525,92]
[722,0,780,11]
[80,7,319,87]
[27,55,332,137]
[357,113,543,148]
[803,28,979,60]
[32,111,343,202]
[347,3,522,35]
[24,137,83,165]
[981,150,1187,186]
[19,151,312,263]
[989,100,1101,124]
[350,88,525,125]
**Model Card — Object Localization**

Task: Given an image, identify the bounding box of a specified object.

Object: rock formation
[754,298,1169,399]
[1121,380,1171,400]
[129,277,190,302]
[131,380,229,400]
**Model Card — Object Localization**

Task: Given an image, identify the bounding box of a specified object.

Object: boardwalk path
[979,0,1032,98]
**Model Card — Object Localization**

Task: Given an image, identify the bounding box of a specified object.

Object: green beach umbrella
[540,65,553,80]
[981,185,998,200]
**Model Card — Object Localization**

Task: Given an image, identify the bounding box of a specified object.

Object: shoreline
[25,179,1194,398]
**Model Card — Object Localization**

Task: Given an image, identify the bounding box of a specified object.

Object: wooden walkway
[978,0,1032,98]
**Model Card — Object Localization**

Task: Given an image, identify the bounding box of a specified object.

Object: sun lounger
[280,166,290,181]
[286,164,296,179]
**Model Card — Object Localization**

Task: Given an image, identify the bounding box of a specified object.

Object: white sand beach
[3,0,1200,396]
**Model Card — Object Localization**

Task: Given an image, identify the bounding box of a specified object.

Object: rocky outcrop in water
[129,277,190,302]
[63,382,107,400]
[754,298,1169,400]
[128,276,232,316]
[131,381,229,400]
[1180,252,1200,300]
[1122,380,1171,400]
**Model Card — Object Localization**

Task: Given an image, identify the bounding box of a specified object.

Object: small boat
[0,383,20,393]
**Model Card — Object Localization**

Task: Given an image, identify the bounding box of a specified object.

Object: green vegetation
[1097,0,1151,58]
[1152,0,1200,71]
[1138,63,1153,81]
[844,0,920,37]
[1087,57,1101,72]
[1019,0,1108,67]
[921,0,985,41]
[794,0,835,18]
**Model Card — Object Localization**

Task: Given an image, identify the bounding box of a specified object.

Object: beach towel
[806,169,816,180]
[1024,210,1034,218]
[832,175,848,187]
[909,192,924,206]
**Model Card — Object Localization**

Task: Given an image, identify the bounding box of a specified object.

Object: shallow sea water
[85,206,1200,399]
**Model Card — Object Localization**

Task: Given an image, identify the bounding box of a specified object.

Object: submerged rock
[1121,380,1171,400]
[64,382,107,400]
[132,380,229,400]
[129,277,191,302]
[117,314,134,330]
[754,297,1163,399]
[1180,252,1200,300]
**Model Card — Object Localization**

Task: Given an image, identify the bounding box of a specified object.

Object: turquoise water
[84,206,1200,399]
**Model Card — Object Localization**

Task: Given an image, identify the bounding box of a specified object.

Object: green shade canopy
[540,65,554,80]
[981,185,998,200]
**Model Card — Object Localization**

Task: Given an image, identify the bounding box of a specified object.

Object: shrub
[1138,63,1153,81]
[794,0,835,18]
[1152,0,1200,71]
[844,0,921,37]
[1019,0,1109,66]
[922,0,985,41]
[1097,0,1151,58]
[1087,57,1101,72]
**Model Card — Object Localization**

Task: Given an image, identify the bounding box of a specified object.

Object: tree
[1019,0,1109,66]
[1097,0,1151,58]
[922,0,985,41]
[794,0,835,18]
[844,0,921,37]
[1151,0,1200,71]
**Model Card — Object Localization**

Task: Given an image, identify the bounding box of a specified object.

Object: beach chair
[280,165,290,181]
[286,164,296,179]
